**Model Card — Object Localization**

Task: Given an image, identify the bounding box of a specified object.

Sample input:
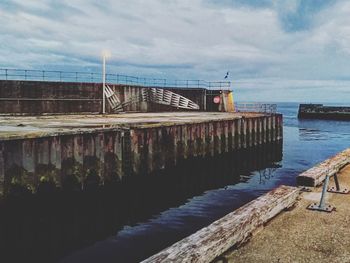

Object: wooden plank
[142,185,300,263]
[297,148,350,187]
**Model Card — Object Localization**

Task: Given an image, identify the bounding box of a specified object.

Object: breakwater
[298,104,350,120]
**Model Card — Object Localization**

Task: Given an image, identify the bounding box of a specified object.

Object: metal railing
[235,103,277,113]
[0,68,231,90]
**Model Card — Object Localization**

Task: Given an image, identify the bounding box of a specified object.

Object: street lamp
[102,50,111,114]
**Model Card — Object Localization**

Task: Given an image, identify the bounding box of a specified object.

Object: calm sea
[62,102,350,263]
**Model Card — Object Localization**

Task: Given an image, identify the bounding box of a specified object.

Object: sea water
[61,102,350,262]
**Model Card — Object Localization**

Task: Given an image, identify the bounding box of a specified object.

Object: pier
[0,111,282,197]
[0,75,281,197]
[0,76,283,262]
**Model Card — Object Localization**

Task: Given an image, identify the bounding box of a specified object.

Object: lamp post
[102,53,106,114]
[102,51,111,114]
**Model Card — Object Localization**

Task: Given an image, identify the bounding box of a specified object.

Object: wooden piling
[0,112,283,197]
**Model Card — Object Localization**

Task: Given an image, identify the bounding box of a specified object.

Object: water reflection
[61,143,282,263]
[299,127,329,141]
[258,164,281,185]
[0,142,282,263]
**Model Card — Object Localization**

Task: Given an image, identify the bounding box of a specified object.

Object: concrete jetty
[0,111,282,197]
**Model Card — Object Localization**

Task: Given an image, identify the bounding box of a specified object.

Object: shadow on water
[0,142,282,263]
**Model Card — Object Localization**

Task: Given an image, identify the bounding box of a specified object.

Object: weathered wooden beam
[297,148,350,187]
[142,185,300,263]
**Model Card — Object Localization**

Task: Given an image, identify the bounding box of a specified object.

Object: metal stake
[307,173,335,213]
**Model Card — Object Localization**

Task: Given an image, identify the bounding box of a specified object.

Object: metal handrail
[0,68,231,90]
[235,103,277,113]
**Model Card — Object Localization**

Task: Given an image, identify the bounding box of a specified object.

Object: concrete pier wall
[0,80,228,114]
[0,114,282,197]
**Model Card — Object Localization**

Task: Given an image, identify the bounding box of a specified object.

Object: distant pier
[298,104,350,120]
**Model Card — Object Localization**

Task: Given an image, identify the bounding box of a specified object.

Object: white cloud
[0,0,349,102]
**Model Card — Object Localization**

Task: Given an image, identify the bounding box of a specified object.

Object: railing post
[75,72,78,82]
[91,73,93,82]
[5,69,7,80]
[42,70,45,81]
[59,71,62,82]
[24,70,27,80]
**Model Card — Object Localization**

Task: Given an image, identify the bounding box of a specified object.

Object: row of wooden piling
[0,114,282,197]
[129,115,282,175]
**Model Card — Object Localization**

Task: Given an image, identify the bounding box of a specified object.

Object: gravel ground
[221,165,350,263]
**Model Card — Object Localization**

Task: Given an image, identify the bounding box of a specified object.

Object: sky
[0,0,350,103]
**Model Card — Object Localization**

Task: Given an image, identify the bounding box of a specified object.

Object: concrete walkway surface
[221,164,350,263]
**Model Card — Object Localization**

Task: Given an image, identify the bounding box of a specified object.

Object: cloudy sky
[1,0,350,102]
